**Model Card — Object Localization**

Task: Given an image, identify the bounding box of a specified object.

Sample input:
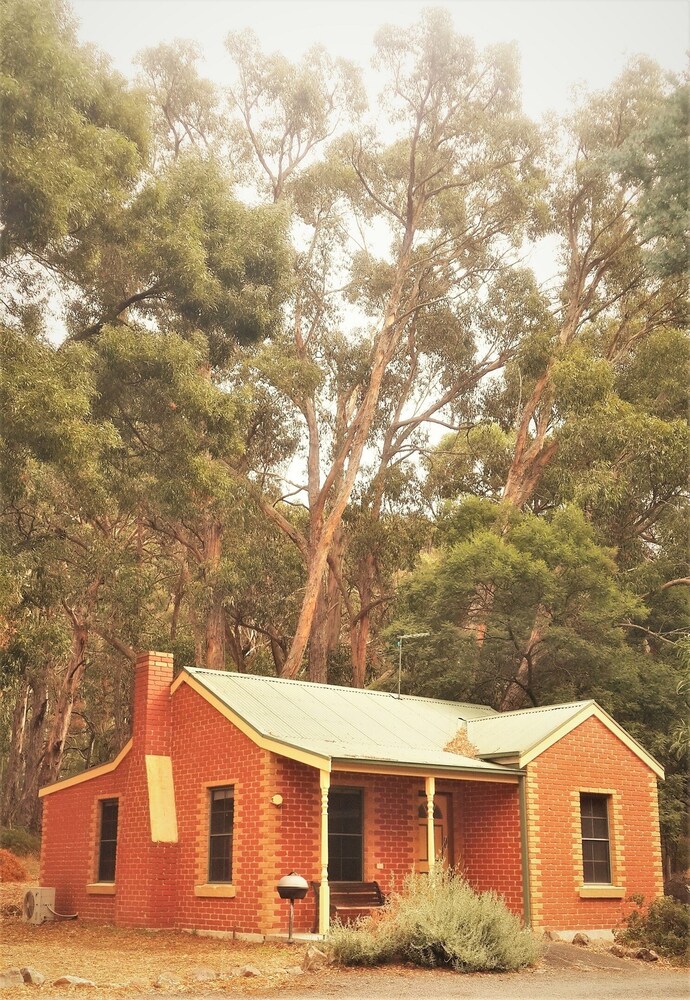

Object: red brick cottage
[39,651,664,938]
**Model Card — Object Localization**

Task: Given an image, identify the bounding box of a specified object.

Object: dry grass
[0,866,327,997]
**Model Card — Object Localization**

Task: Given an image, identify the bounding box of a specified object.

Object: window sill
[194,883,236,898]
[86,883,116,895]
[578,885,625,899]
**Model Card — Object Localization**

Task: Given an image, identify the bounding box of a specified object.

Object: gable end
[519,704,664,778]
[170,670,331,771]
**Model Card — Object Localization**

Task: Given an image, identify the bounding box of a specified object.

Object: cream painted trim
[518,704,665,779]
[145,755,178,843]
[39,740,133,797]
[172,672,331,772]
[194,884,237,898]
[85,882,116,895]
[425,776,436,872]
[578,885,625,899]
[319,770,331,937]
[332,760,520,782]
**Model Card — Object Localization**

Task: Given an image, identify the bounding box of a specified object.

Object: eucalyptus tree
[0,325,149,827]
[502,62,687,510]
[0,0,292,823]
[226,9,542,680]
[421,63,690,706]
[136,40,219,161]
[0,0,149,322]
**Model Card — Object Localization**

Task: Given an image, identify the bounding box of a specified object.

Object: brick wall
[526,715,663,931]
[40,764,127,920]
[456,780,524,918]
[265,756,321,934]
[168,680,271,935]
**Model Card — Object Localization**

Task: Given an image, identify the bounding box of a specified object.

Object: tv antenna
[396,633,430,699]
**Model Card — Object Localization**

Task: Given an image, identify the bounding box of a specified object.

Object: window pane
[328,789,363,881]
[580,794,611,883]
[591,816,608,839]
[98,799,118,882]
[583,840,606,862]
[208,786,234,882]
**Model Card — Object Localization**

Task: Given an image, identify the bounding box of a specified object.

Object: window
[98,798,119,882]
[328,788,363,881]
[580,793,611,883]
[208,786,234,883]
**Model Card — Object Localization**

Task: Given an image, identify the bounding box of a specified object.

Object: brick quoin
[39,656,664,936]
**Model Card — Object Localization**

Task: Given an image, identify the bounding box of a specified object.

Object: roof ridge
[185,667,497,712]
[468,700,593,723]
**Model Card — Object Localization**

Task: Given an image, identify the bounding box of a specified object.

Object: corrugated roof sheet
[467,702,590,757]
[186,668,515,774]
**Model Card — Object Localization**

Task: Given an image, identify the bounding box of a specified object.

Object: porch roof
[183,668,518,776]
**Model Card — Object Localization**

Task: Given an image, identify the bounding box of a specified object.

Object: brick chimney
[132,651,174,755]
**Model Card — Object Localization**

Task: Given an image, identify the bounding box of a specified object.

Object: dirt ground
[1,870,687,1000]
[1,915,307,996]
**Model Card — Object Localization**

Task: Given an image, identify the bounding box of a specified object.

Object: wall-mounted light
[271,794,283,807]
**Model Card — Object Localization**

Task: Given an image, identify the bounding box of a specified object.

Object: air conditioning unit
[22,888,55,924]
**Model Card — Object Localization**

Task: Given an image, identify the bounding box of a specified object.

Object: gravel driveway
[146,944,689,1000]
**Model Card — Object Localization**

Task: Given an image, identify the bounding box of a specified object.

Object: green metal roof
[184,669,659,777]
[186,668,514,775]
[466,701,591,758]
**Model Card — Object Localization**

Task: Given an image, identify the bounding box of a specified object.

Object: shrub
[0,848,28,882]
[329,869,543,972]
[0,827,40,857]
[617,895,690,962]
[328,919,397,966]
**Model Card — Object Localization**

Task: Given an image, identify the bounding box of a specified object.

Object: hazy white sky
[72,0,688,118]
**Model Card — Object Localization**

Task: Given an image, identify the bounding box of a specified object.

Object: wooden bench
[311,880,385,930]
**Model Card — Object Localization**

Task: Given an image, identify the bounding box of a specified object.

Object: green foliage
[613,81,690,278]
[329,870,543,972]
[136,40,219,158]
[0,826,40,856]
[617,896,690,962]
[0,0,686,864]
[389,500,641,705]
[0,0,149,260]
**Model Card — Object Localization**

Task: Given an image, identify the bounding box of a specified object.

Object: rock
[287,965,304,976]
[153,973,181,988]
[21,966,46,985]
[240,965,262,978]
[572,932,590,947]
[609,944,630,958]
[544,930,562,941]
[0,968,24,989]
[302,945,328,972]
[53,976,96,987]
[190,966,217,982]
[635,948,659,962]
[127,977,147,989]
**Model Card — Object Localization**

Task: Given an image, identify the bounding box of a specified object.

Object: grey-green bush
[329,870,543,972]
[617,896,690,962]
